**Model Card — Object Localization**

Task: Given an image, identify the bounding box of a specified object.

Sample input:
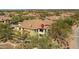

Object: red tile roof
[19,19,53,29]
[0,16,11,21]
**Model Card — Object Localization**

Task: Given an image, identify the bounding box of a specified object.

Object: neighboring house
[0,16,11,24]
[17,19,53,36]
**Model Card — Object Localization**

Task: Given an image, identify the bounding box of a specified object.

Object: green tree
[49,18,74,48]
[70,13,79,26]
[28,35,60,49]
[11,15,23,24]
[0,12,5,15]
[0,23,13,42]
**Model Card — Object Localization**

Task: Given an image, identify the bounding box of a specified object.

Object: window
[2,21,4,23]
[40,29,43,32]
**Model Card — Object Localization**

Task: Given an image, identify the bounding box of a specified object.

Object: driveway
[74,27,79,49]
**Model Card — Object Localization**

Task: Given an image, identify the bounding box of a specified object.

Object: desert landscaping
[0,10,78,49]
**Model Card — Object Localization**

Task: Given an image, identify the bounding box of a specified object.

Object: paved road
[74,27,79,49]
